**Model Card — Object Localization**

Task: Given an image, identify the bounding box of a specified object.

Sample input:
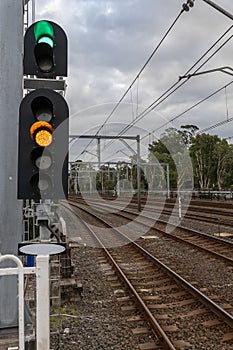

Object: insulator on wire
[182,3,190,11]
[188,0,195,7]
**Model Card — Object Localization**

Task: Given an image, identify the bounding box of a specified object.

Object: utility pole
[0,1,24,328]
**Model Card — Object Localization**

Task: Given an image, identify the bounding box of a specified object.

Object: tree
[223,144,233,189]
[148,126,233,192]
[189,133,220,190]
[148,127,192,189]
[130,156,148,191]
[96,164,117,193]
[214,140,233,190]
[179,124,199,147]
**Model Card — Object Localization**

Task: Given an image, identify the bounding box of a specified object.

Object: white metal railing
[0,254,50,350]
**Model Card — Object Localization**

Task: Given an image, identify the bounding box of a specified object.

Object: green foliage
[179,124,199,147]
[148,125,233,191]
[189,133,220,189]
[148,127,190,189]
[97,164,118,192]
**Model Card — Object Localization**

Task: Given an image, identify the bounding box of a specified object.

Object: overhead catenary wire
[78,5,187,158]
[197,115,233,134]
[146,80,233,139]
[99,26,233,160]
[102,80,233,162]
[79,11,233,162]
[96,7,185,133]
[111,28,233,139]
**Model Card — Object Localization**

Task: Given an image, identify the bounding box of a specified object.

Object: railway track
[67,197,233,264]
[152,200,233,228]
[61,200,233,349]
[69,194,233,232]
[96,195,233,228]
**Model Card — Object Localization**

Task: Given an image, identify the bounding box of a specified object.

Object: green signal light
[34,21,54,47]
[38,36,54,48]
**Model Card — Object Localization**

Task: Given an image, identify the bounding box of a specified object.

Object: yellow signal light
[30,121,53,147]
[35,129,52,147]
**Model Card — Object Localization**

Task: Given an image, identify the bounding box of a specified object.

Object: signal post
[0,0,24,330]
[0,11,69,350]
[18,19,69,349]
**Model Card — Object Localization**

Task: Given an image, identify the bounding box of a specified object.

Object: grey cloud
[35,0,233,146]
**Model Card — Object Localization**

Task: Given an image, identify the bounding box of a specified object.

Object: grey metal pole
[32,0,36,23]
[0,0,24,328]
[136,135,141,211]
[166,164,170,199]
[97,137,101,169]
[117,165,120,196]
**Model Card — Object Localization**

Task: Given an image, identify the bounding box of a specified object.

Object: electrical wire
[96,8,185,133]
[78,19,233,162]
[112,30,233,139]
[102,79,233,162]
[100,27,233,159]
[197,115,233,134]
[101,25,233,160]
[147,80,233,138]
[78,5,187,158]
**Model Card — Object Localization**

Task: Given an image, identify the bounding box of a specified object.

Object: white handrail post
[36,255,50,350]
[0,254,25,350]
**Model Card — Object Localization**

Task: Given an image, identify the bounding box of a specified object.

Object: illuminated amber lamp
[30,121,53,147]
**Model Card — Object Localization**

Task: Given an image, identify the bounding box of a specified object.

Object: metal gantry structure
[70,134,142,210]
[69,156,171,213]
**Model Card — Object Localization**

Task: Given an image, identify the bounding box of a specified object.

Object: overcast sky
[33,0,233,161]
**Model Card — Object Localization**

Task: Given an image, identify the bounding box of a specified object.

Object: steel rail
[74,196,233,235]
[62,201,175,349]
[102,205,233,264]
[69,197,233,250]
[64,200,233,330]
[76,196,233,245]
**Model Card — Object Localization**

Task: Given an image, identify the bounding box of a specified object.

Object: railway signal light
[23,20,67,78]
[17,89,69,199]
[18,20,69,199]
